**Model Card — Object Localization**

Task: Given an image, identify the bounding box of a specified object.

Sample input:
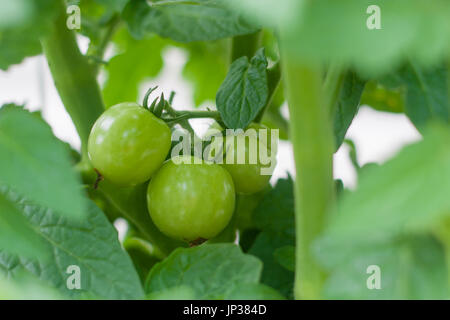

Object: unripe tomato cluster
[88,103,277,242]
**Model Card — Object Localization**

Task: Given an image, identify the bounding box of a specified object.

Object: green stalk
[448,59,450,115]
[96,181,186,256]
[41,0,105,157]
[87,14,121,74]
[42,1,184,256]
[445,246,450,294]
[254,62,281,123]
[282,52,335,299]
[164,110,222,123]
[230,31,262,62]
[323,63,345,115]
[434,217,450,292]
[77,162,185,256]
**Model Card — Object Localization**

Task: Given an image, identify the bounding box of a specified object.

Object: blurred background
[0,39,421,190]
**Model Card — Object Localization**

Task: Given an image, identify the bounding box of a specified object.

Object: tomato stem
[323,62,345,117]
[149,0,199,8]
[163,110,222,123]
[433,218,450,289]
[41,0,104,157]
[230,31,262,62]
[87,13,121,74]
[281,48,335,299]
[254,62,282,123]
[448,59,450,114]
[77,160,185,256]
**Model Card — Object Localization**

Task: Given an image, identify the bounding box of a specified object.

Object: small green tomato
[88,102,171,186]
[205,122,277,195]
[147,156,235,241]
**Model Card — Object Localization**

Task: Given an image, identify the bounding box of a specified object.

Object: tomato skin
[88,102,171,186]
[147,156,235,241]
[205,122,276,195]
[247,123,274,151]
[222,134,274,195]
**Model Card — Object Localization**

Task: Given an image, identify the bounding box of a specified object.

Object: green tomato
[88,102,171,186]
[147,156,235,241]
[222,134,274,194]
[206,122,275,149]
[247,123,274,151]
[205,122,276,195]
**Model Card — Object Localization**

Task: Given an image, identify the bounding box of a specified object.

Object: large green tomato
[147,156,235,241]
[88,102,171,186]
[205,122,276,195]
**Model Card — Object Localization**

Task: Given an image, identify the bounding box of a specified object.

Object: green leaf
[252,178,295,238]
[0,0,57,70]
[123,0,258,42]
[94,0,129,12]
[0,189,144,299]
[325,124,450,242]
[103,28,166,107]
[224,283,286,300]
[333,71,366,151]
[312,126,450,298]
[182,41,229,106]
[0,0,32,28]
[239,228,260,252]
[145,244,262,299]
[248,232,294,299]
[360,80,405,113]
[273,246,295,272]
[234,188,270,232]
[399,63,450,130]
[232,0,450,76]
[247,178,295,298]
[0,191,46,258]
[216,48,268,129]
[315,235,448,299]
[146,285,197,300]
[0,274,63,300]
[73,0,113,43]
[362,63,449,132]
[0,106,87,219]
[123,236,163,283]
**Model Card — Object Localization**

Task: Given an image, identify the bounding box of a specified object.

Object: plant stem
[87,14,121,74]
[43,1,183,257]
[445,245,450,294]
[230,31,262,62]
[76,161,185,256]
[433,217,450,291]
[41,0,104,157]
[149,0,199,7]
[164,103,197,138]
[254,62,282,123]
[323,63,345,116]
[282,52,335,299]
[264,108,289,133]
[164,110,221,123]
[96,181,186,256]
[448,59,450,112]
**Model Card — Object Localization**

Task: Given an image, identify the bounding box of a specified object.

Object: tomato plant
[0,0,449,303]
